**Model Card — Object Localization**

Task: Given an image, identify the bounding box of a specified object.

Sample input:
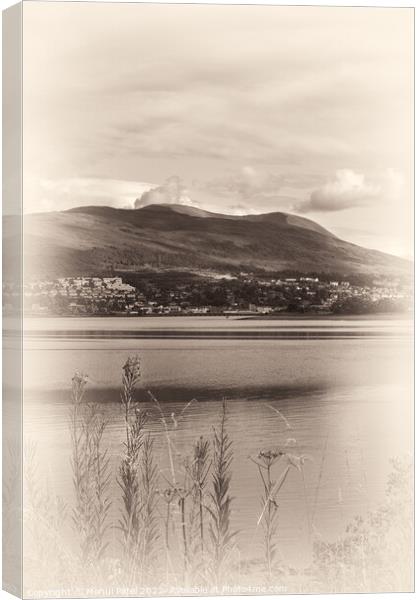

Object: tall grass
[252,450,284,580]
[160,486,177,582]
[3,441,21,579]
[69,371,112,565]
[313,456,414,593]
[138,433,160,582]
[188,436,210,557]
[24,354,411,596]
[208,398,236,587]
[117,356,148,579]
[24,442,72,588]
[178,484,190,579]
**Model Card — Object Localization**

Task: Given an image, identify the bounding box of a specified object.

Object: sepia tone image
[2,1,414,598]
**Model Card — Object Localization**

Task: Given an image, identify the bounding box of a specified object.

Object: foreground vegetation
[22,355,413,596]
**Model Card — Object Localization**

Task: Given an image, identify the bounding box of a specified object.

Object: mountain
[5,203,410,280]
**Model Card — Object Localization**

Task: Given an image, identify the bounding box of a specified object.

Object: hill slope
[5,204,410,279]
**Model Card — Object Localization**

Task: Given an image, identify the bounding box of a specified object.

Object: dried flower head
[72,371,88,386]
[71,371,88,403]
[122,355,141,382]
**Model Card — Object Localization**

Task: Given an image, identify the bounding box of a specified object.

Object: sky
[23,2,413,257]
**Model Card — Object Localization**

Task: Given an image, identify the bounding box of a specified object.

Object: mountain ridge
[66,202,335,237]
[6,203,410,280]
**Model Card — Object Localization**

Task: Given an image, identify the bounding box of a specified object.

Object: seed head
[123,355,141,382]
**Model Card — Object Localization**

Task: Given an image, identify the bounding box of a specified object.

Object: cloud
[20,3,411,256]
[205,166,283,200]
[201,166,308,213]
[297,169,380,213]
[205,166,296,203]
[134,176,198,209]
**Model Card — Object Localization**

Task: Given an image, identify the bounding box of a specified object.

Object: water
[22,316,413,568]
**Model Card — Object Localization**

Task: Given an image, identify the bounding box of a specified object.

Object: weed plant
[69,371,112,566]
[21,355,411,596]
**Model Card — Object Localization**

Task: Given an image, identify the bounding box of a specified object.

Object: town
[3,272,412,317]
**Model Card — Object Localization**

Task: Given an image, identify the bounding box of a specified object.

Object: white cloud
[204,166,294,206]
[21,4,412,255]
[297,169,380,213]
[134,176,198,209]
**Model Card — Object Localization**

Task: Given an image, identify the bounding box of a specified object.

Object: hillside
[4,204,410,280]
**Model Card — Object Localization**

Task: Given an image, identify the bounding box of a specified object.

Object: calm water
[22,316,413,567]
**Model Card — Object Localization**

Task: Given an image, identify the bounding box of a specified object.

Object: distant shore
[22,311,412,321]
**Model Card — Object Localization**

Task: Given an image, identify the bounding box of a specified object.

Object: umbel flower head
[258,449,284,466]
[259,450,283,460]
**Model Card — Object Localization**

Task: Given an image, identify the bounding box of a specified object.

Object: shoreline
[22,311,412,321]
